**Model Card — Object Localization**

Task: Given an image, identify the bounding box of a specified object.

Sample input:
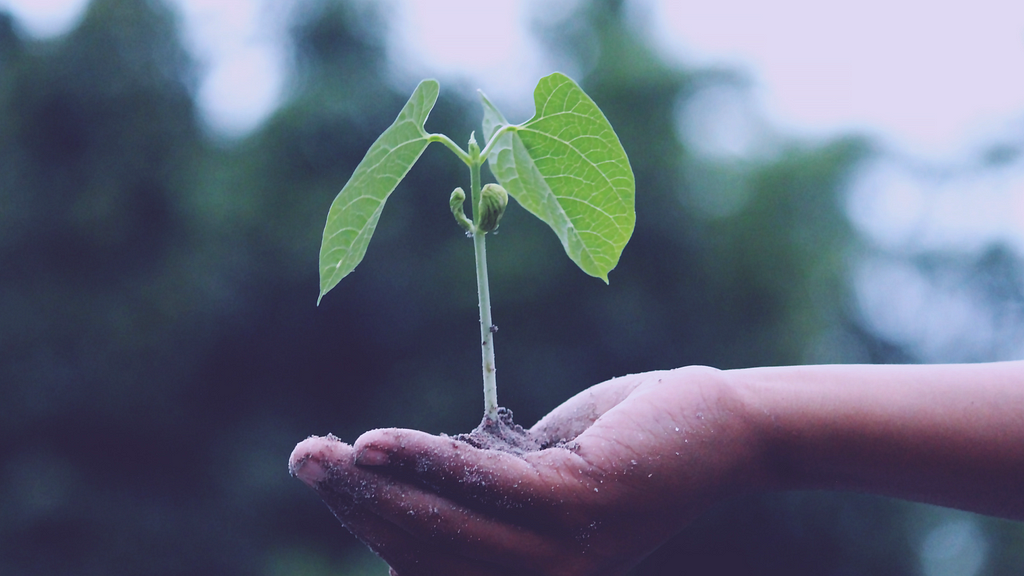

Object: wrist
[710,368,781,494]
[724,366,823,494]
[715,366,827,496]
[649,366,774,499]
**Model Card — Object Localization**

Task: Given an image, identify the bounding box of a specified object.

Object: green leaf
[481,72,635,282]
[318,79,439,304]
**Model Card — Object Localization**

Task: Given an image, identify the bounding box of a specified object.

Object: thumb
[530,372,652,444]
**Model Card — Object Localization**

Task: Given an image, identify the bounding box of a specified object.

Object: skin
[289,361,1024,576]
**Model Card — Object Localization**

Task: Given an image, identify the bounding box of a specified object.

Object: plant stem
[474,224,499,422]
[468,139,499,422]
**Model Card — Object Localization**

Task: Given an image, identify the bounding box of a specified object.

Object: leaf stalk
[477,124,516,160]
[428,133,472,165]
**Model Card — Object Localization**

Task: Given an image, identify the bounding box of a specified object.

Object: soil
[451,406,552,456]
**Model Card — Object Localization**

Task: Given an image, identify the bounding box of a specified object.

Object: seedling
[318,72,635,425]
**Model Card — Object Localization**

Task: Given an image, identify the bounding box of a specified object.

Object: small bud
[450,187,473,233]
[476,183,508,233]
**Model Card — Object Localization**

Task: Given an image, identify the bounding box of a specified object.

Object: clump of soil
[452,407,545,456]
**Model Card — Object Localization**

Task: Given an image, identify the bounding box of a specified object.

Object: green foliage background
[1,0,1022,574]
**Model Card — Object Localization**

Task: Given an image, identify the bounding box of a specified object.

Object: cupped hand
[289,366,762,576]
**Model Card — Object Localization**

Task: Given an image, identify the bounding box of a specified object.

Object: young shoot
[317,72,635,423]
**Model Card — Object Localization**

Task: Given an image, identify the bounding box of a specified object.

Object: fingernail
[355,447,390,467]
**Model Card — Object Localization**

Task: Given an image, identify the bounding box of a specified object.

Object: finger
[291,436,502,576]
[338,461,567,570]
[319,480,503,576]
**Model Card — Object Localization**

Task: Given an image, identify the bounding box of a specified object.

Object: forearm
[729,361,1024,519]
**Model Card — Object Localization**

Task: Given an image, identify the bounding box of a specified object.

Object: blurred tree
[0,0,235,572]
[532,0,868,379]
[862,243,1024,363]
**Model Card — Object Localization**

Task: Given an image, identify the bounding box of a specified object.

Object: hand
[289,366,763,576]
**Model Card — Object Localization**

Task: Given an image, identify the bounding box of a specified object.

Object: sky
[2,0,1023,258]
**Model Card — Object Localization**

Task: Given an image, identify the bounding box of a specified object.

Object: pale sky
[5,0,1023,152]
[2,0,1023,256]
